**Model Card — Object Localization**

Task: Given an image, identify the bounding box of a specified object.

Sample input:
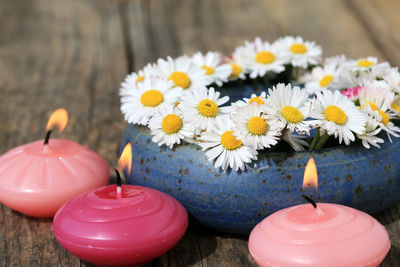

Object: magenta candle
[0,109,109,218]
[249,203,390,267]
[248,158,391,267]
[52,184,188,266]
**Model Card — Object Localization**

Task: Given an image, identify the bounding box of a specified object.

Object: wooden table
[1,0,399,266]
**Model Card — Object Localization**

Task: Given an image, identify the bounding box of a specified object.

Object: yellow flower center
[248,116,267,135]
[201,65,215,75]
[281,106,303,123]
[391,102,400,112]
[319,74,334,87]
[363,101,378,111]
[290,43,307,54]
[230,63,242,78]
[169,71,191,89]
[362,102,389,125]
[378,110,390,126]
[197,99,219,117]
[248,96,265,105]
[221,130,242,150]
[398,82,400,87]
[255,51,276,64]
[140,90,164,107]
[136,75,145,82]
[161,114,183,134]
[357,59,375,68]
[324,105,347,125]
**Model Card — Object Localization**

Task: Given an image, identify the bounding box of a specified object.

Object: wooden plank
[0,0,128,266]
[345,0,400,66]
[376,202,400,267]
[197,231,257,267]
[136,0,385,58]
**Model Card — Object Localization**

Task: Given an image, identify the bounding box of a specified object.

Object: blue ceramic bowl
[121,85,400,234]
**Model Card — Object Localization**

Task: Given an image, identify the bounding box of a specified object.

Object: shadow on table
[381,242,400,267]
[376,200,400,226]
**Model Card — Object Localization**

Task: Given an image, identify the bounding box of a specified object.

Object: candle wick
[302,194,317,209]
[44,130,52,145]
[114,168,122,198]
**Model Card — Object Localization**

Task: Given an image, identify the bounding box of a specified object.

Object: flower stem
[294,67,301,81]
[315,132,329,151]
[309,128,320,151]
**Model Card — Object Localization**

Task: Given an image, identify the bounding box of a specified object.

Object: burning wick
[302,194,317,209]
[44,108,69,146]
[44,130,52,145]
[114,168,122,197]
[301,157,318,209]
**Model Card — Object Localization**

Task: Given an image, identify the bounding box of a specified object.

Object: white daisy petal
[199,117,257,171]
[148,106,194,149]
[311,90,367,146]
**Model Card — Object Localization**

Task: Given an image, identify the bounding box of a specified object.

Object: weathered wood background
[0,0,399,266]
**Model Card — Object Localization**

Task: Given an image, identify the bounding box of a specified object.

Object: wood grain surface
[0,0,399,266]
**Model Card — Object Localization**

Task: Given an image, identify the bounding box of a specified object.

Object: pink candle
[0,109,109,217]
[248,158,391,267]
[53,184,188,266]
[52,144,188,266]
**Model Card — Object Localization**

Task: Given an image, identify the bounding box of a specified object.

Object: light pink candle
[0,109,109,217]
[249,203,390,267]
[248,157,391,267]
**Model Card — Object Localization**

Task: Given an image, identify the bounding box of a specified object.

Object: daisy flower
[156,56,211,91]
[324,54,347,69]
[120,63,156,92]
[241,37,288,78]
[226,46,248,80]
[341,57,390,84]
[148,106,194,149]
[361,103,400,141]
[229,92,268,111]
[341,86,363,101]
[120,77,182,125]
[232,104,284,150]
[302,63,341,95]
[275,36,322,68]
[311,90,367,145]
[199,116,257,171]
[390,95,400,113]
[358,85,400,141]
[180,86,230,132]
[192,51,232,86]
[383,67,400,94]
[358,81,394,110]
[264,83,312,135]
[356,115,384,149]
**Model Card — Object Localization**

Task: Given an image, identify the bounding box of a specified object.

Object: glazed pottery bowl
[121,85,400,234]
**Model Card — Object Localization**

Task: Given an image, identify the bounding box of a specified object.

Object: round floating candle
[0,109,109,217]
[248,158,390,267]
[249,203,390,267]
[52,183,188,266]
[52,143,188,266]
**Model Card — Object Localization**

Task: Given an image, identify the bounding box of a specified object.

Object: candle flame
[118,143,132,175]
[46,108,69,133]
[302,157,318,192]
